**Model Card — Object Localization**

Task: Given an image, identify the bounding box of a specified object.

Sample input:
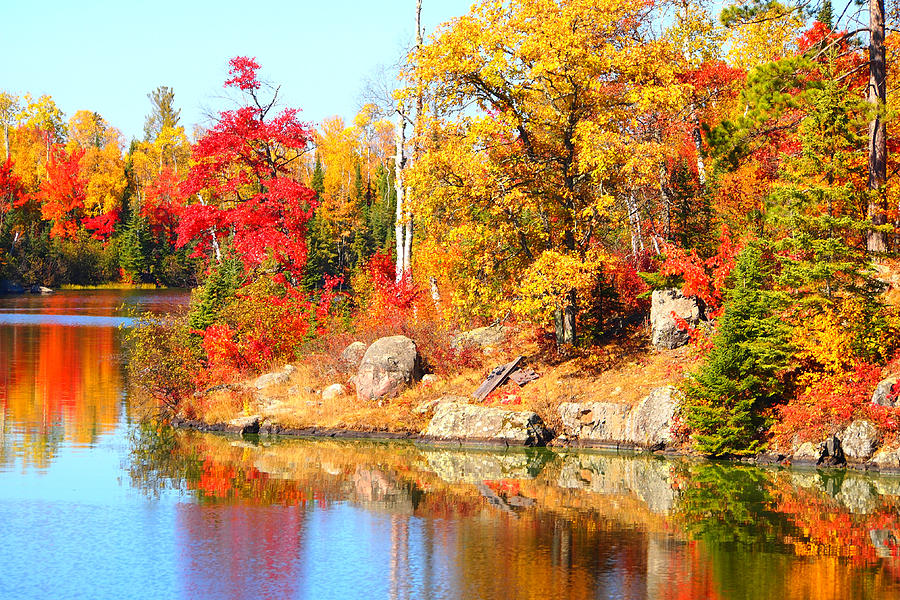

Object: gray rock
[356,335,422,401]
[423,402,552,446]
[558,401,629,442]
[623,386,681,448]
[253,365,296,390]
[650,288,702,350]
[793,441,824,462]
[226,415,260,435]
[841,419,879,461]
[29,285,52,294]
[321,383,348,402]
[452,325,508,350]
[341,341,368,370]
[413,395,467,416]
[421,374,439,386]
[871,445,900,469]
[871,376,900,407]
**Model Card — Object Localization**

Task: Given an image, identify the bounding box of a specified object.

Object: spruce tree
[683,243,791,456]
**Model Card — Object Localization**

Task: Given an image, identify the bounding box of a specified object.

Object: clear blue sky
[0,0,474,141]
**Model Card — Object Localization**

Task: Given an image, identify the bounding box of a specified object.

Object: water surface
[2,290,900,599]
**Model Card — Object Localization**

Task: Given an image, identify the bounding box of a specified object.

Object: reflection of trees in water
[129,433,900,600]
[0,321,121,469]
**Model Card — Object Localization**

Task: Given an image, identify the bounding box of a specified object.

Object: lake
[2,290,900,599]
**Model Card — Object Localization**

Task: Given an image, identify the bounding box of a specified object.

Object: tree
[683,243,791,456]
[407,0,682,338]
[144,86,182,142]
[0,92,19,160]
[38,145,86,240]
[176,57,317,276]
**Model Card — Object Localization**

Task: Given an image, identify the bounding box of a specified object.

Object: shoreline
[168,417,900,475]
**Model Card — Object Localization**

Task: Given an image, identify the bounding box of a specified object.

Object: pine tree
[188,254,243,332]
[119,208,153,282]
[683,243,791,456]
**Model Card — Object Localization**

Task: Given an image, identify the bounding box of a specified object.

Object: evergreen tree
[143,86,181,142]
[188,254,243,332]
[683,243,791,456]
[119,208,153,282]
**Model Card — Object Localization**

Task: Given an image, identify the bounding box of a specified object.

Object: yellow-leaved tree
[406,0,684,341]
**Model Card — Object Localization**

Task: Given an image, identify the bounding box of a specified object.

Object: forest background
[4,0,900,456]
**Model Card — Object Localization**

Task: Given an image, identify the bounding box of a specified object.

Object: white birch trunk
[394,111,407,283]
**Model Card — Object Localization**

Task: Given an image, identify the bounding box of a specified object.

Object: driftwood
[473,356,523,401]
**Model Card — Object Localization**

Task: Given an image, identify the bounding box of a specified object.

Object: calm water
[3,291,900,599]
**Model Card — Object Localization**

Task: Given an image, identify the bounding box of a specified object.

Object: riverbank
[158,327,900,474]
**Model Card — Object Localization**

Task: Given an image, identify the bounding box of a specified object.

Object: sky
[0,0,475,142]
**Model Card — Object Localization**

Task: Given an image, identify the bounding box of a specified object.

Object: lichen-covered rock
[841,419,879,461]
[793,441,823,462]
[623,386,681,449]
[253,365,295,390]
[650,289,702,350]
[356,335,421,401]
[558,401,629,442]
[226,415,260,435]
[871,445,900,469]
[423,402,552,446]
[322,383,347,402]
[871,376,900,407]
[451,325,508,350]
[341,341,368,370]
[413,395,467,416]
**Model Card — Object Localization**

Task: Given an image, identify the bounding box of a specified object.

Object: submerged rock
[423,402,552,446]
[356,335,421,401]
[650,289,702,350]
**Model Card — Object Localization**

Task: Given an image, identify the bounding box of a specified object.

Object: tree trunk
[554,289,577,346]
[867,0,888,253]
[625,192,644,256]
[690,103,707,188]
[394,111,407,282]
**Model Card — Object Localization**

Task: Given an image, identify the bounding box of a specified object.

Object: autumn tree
[407,0,682,340]
[144,86,182,142]
[39,145,86,240]
[176,57,316,276]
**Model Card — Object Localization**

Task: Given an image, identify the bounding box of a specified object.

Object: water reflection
[131,431,900,599]
[0,290,187,470]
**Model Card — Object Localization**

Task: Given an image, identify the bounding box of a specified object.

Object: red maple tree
[39,145,87,240]
[176,56,317,275]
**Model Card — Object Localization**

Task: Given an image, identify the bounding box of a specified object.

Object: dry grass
[193,325,700,434]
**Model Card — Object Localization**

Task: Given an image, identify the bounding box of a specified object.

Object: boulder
[558,401,629,442]
[421,374,439,386]
[322,383,348,402]
[452,325,508,350]
[871,375,900,407]
[793,441,824,462]
[226,415,260,435]
[871,445,900,469]
[413,394,468,416]
[423,402,552,446]
[650,288,702,350]
[341,341,368,370]
[356,335,422,401]
[623,386,681,449]
[841,419,879,461]
[253,364,296,390]
[29,285,52,294]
